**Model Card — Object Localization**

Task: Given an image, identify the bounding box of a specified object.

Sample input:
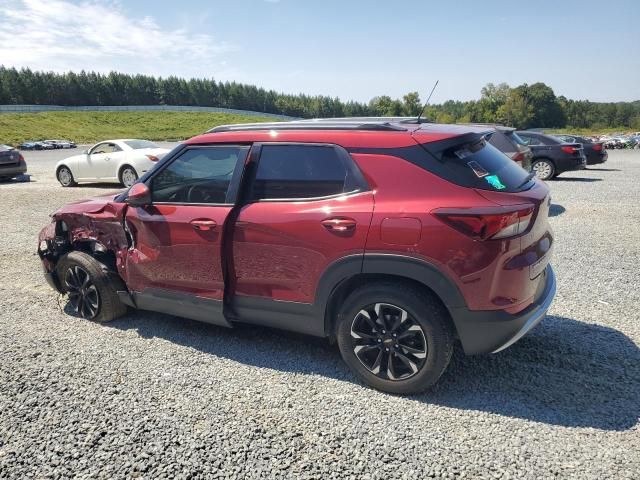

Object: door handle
[321,217,356,232]
[190,219,217,231]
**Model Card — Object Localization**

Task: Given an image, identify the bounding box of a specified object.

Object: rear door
[123,145,249,324]
[230,143,374,331]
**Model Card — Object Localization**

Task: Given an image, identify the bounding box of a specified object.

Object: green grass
[545,127,637,136]
[0,111,276,145]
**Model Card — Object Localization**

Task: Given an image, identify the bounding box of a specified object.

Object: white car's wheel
[119,166,138,188]
[57,166,77,187]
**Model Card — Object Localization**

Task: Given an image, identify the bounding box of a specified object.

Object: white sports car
[55,139,170,188]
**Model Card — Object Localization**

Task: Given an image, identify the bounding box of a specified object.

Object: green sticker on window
[484,174,506,190]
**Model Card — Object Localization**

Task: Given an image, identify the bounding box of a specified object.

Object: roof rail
[206,118,413,133]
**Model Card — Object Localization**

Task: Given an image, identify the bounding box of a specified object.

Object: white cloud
[0,0,234,77]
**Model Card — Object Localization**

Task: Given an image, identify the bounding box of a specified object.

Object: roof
[185,118,492,149]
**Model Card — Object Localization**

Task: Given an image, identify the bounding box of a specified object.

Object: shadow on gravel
[76,183,125,190]
[553,177,602,182]
[549,204,565,217]
[105,311,639,432]
[585,168,621,172]
[428,316,640,431]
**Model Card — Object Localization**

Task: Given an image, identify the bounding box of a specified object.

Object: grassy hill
[0,111,275,145]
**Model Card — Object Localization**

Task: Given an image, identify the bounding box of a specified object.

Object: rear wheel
[57,166,77,187]
[56,251,127,323]
[336,282,454,394]
[119,166,138,188]
[532,159,555,180]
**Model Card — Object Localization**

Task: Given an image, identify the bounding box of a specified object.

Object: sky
[0,0,639,104]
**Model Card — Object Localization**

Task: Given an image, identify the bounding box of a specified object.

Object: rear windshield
[124,140,158,149]
[423,139,531,193]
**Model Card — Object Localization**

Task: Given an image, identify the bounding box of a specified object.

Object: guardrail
[0,104,297,120]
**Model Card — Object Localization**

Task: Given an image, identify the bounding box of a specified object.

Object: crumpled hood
[53,193,122,216]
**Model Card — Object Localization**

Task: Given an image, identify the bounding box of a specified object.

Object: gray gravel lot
[1,148,638,479]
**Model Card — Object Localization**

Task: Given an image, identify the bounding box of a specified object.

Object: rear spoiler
[417,130,495,161]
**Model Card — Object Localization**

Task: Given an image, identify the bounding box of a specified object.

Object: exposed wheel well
[324,273,456,341]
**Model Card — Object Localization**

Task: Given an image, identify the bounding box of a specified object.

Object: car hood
[53,193,122,216]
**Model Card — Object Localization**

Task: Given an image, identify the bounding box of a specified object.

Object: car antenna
[416,80,439,124]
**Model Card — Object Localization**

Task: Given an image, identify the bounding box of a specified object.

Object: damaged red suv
[38,119,556,394]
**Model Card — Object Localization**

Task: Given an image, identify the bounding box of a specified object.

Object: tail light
[561,146,579,154]
[592,143,603,151]
[18,153,25,162]
[511,151,525,163]
[434,205,535,241]
[145,154,160,162]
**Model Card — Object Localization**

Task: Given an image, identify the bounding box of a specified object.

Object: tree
[402,92,421,116]
[497,90,534,129]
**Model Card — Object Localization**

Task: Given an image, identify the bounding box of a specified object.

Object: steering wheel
[186,184,213,203]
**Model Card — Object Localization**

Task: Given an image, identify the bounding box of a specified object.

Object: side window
[91,143,121,154]
[250,144,362,200]
[151,146,248,204]
[521,135,542,146]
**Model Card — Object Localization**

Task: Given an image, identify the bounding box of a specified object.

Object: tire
[532,159,555,180]
[57,166,77,187]
[336,282,454,394]
[119,166,138,188]
[56,251,128,323]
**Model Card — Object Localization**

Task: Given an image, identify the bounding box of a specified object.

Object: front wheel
[336,282,454,394]
[119,166,138,188]
[56,251,128,322]
[532,159,555,180]
[57,166,77,187]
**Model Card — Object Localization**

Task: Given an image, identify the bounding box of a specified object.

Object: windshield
[124,140,158,149]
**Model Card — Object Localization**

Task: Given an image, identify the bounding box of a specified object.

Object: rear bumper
[0,162,27,177]
[555,155,586,173]
[450,266,556,355]
[587,152,608,165]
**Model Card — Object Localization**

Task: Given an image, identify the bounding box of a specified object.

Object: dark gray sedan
[0,144,27,181]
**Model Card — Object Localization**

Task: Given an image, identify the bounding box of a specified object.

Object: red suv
[38,119,556,394]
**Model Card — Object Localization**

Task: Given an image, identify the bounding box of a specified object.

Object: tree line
[1,67,639,130]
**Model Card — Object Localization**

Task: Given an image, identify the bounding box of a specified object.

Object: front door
[82,142,122,179]
[123,145,249,323]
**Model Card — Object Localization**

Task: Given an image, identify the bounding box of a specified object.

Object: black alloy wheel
[350,302,428,381]
[64,265,100,319]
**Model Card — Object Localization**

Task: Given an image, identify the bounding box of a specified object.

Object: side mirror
[125,183,151,207]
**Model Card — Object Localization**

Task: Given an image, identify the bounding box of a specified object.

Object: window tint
[433,140,530,193]
[251,145,360,200]
[151,146,248,204]
[487,131,515,152]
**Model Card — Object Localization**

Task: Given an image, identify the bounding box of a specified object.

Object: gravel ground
[0,149,638,479]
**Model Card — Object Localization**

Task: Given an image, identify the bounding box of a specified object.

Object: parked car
[43,139,77,149]
[38,119,556,394]
[462,124,532,171]
[0,144,27,181]
[18,140,55,150]
[516,131,587,180]
[55,139,169,188]
[551,134,607,165]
